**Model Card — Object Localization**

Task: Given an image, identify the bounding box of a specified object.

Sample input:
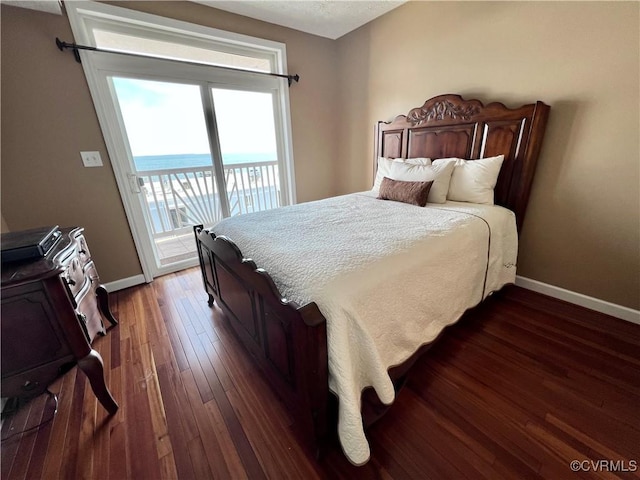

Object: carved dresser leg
[207,293,215,307]
[78,349,119,415]
[96,284,118,327]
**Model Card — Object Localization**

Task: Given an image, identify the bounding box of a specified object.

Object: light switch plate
[80,151,103,167]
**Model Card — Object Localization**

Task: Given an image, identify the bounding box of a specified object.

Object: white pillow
[405,157,432,166]
[433,155,505,204]
[372,157,396,192]
[388,159,455,204]
[372,157,431,192]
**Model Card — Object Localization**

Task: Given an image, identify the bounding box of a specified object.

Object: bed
[194,94,550,464]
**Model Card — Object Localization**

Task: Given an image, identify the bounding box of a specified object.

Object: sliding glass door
[107,70,287,276]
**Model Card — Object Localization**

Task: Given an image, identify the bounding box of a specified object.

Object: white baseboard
[103,274,146,293]
[515,276,640,325]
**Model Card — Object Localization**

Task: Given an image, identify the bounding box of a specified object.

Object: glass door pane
[211,88,282,217]
[112,77,222,268]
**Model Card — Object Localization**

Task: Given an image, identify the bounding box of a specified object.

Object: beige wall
[1,2,339,283]
[336,2,640,309]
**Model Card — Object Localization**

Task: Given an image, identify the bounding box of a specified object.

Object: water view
[135,153,281,242]
[134,152,276,171]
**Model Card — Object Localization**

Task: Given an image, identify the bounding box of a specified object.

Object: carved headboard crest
[407,97,482,125]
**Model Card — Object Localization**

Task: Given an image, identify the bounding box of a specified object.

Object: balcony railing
[138,160,280,239]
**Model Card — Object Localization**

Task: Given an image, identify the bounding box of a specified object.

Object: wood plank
[39,368,78,479]
[180,370,236,479]
[121,333,163,480]
[58,368,87,480]
[210,323,295,431]
[6,395,47,480]
[185,290,221,344]
[187,436,214,479]
[156,362,198,479]
[169,296,215,403]
[158,451,179,480]
[209,325,321,478]
[74,370,97,480]
[388,389,501,479]
[153,280,190,372]
[203,397,250,480]
[138,341,172,459]
[499,286,640,343]
[107,365,128,479]
[524,421,616,480]
[409,366,544,476]
[117,289,135,342]
[200,334,234,392]
[1,399,34,479]
[108,421,129,480]
[181,324,266,479]
[23,394,57,480]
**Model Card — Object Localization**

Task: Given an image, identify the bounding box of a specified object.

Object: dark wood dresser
[1,227,118,413]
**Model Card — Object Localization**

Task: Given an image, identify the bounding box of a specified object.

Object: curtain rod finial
[55,37,82,63]
[288,74,300,87]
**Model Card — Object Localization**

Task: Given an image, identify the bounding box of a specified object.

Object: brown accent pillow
[377,177,434,207]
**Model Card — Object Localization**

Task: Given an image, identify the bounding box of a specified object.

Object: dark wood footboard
[194,225,331,455]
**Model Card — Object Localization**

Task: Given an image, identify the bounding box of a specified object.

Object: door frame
[66,2,296,281]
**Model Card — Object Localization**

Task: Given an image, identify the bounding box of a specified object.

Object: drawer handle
[22,380,39,391]
[79,249,87,254]
[78,313,87,324]
[66,277,76,286]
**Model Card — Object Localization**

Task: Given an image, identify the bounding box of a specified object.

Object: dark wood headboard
[374,94,550,230]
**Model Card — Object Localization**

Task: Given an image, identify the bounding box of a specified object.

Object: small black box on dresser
[0,225,61,263]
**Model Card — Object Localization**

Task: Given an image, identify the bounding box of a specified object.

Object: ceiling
[193,1,407,40]
[2,0,407,40]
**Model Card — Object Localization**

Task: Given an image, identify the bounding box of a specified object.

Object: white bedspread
[212,191,517,464]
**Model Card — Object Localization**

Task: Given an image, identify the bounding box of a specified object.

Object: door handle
[128,173,142,193]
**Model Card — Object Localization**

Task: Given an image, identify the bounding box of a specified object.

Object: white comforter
[212,191,517,464]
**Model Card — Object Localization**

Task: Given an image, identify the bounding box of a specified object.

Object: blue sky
[113,77,277,157]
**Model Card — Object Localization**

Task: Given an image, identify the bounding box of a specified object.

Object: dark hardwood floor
[2,267,639,479]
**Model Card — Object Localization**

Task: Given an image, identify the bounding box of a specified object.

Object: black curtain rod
[55,37,300,86]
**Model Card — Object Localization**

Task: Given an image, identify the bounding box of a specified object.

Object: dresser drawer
[1,355,75,399]
[84,261,99,285]
[76,281,105,343]
[64,256,86,298]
